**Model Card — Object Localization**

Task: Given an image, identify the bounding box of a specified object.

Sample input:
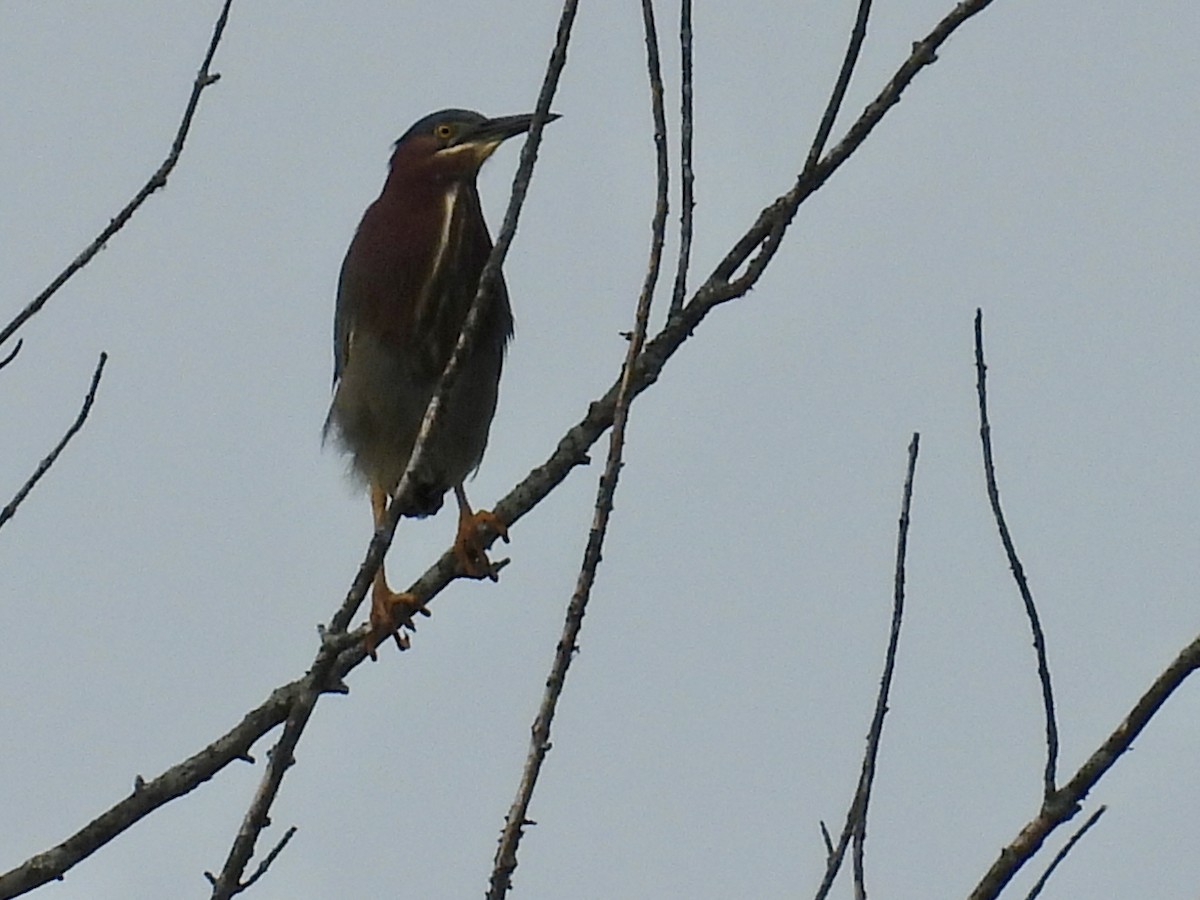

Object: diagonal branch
[0,353,107,533]
[815,434,920,900]
[969,632,1200,899]
[709,0,997,296]
[487,2,670,896]
[205,825,296,897]
[0,0,233,352]
[0,678,298,898]
[206,684,323,899]
[1023,805,1105,900]
[803,0,873,178]
[974,309,1059,797]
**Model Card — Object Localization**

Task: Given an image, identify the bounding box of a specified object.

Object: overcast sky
[2,2,1199,898]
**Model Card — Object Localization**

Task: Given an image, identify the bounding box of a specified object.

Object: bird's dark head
[389,108,560,182]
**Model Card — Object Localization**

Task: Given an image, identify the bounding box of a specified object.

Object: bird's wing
[413,185,514,379]
[331,242,359,386]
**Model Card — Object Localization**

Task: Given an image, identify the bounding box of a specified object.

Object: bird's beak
[447,112,562,163]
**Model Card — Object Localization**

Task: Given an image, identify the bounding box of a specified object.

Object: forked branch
[970,634,1200,898]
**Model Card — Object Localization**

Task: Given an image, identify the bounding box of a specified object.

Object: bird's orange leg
[452,484,509,581]
[365,483,422,656]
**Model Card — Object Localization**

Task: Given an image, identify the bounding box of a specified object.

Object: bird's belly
[325,334,500,510]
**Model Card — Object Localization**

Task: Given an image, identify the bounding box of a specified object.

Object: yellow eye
[433,123,454,140]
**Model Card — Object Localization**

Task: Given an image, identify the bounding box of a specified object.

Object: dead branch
[0,353,107,533]
[486,1,670,894]
[815,434,920,900]
[0,0,233,353]
[974,308,1059,797]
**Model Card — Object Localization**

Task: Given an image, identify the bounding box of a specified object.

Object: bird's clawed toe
[365,580,426,658]
[454,507,508,581]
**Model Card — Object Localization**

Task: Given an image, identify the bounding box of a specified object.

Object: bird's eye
[434,123,455,140]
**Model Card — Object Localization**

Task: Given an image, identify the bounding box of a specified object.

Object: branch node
[912,40,938,64]
[1041,791,1078,821]
[323,677,351,695]
[317,623,340,650]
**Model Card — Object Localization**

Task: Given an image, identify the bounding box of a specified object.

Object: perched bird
[324,108,556,651]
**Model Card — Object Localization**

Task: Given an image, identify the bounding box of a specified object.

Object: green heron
[324,108,556,651]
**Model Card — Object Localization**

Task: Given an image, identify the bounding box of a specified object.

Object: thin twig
[709,0,997,295]
[207,699,314,899]
[819,821,835,859]
[487,3,669,896]
[1024,806,1106,900]
[970,633,1200,899]
[974,309,1059,798]
[803,0,873,178]
[0,0,233,352]
[1,5,1006,894]
[204,825,296,895]
[668,0,694,317]
[0,339,22,373]
[852,432,920,898]
[0,353,107,533]
[237,826,297,895]
[815,434,920,900]
[207,5,577,897]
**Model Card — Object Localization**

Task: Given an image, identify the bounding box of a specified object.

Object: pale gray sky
[2,2,1198,898]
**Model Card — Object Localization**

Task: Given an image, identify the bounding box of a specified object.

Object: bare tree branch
[238,825,297,894]
[0,353,107,533]
[710,0,997,295]
[487,3,670,895]
[1024,806,1106,900]
[974,309,1059,797]
[815,434,920,900]
[819,821,835,859]
[969,632,1200,899]
[803,0,873,178]
[207,700,314,899]
[205,826,296,897]
[0,339,22,373]
[668,0,694,317]
[853,431,919,896]
[0,0,233,353]
[0,679,294,898]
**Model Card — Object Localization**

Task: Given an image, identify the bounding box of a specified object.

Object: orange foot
[365,576,425,658]
[454,505,510,581]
